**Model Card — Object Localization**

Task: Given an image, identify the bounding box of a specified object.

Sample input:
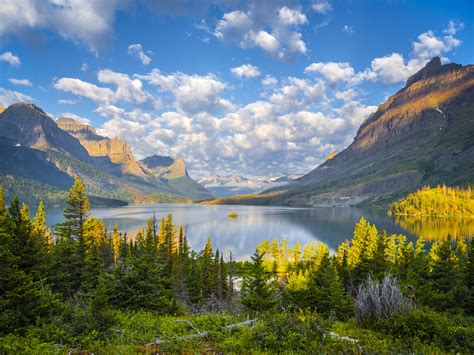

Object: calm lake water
[43,203,445,260]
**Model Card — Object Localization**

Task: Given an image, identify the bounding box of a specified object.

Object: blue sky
[0,0,473,178]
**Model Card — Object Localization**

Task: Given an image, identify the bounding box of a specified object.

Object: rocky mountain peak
[0,102,92,162]
[406,57,462,87]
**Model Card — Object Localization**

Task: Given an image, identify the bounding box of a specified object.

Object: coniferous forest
[0,177,473,353]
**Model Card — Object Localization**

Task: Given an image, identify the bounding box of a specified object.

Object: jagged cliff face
[0,103,91,162]
[57,117,146,177]
[266,58,474,207]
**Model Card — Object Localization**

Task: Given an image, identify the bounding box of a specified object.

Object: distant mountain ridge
[206,57,474,206]
[0,103,213,206]
[199,174,300,197]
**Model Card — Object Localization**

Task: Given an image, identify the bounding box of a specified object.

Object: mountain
[206,58,474,206]
[0,103,212,206]
[57,117,146,176]
[199,174,300,197]
[141,155,213,199]
[0,103,91,162]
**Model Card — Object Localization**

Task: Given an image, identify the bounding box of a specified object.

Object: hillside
[0,103,212,206]
[141,155,213,199]
[388,185,474,218]
[206,58,474,206]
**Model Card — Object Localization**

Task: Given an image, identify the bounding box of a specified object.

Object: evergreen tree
[428,238,469,311]
[112,224,121,265]
[56,176,89,240]
[241,250,280,313]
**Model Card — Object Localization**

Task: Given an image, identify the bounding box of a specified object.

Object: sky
[0,0,473,179]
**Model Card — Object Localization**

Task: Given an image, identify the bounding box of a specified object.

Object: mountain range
[0,103,212,206]
[198,174,300,197]
[206,57,474,206]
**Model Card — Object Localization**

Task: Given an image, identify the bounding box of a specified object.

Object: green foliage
[240,251,280,313]
[0,180,473,352]
[389,185,474,217]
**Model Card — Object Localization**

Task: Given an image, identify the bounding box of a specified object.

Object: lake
[44,204,473,260]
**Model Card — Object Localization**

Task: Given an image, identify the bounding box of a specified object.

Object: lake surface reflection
[44,204,470,260]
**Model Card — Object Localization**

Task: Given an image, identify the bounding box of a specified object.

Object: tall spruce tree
[241,250,280,313]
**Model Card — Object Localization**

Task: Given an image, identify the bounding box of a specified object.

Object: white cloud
[0,0,129,52]
[81,63,89,72]
[137,68,231,115]
[0,87,33,106]
[0,52,21,66]
[443,20,464,36]
[278,7,307,26]
[362,53,410,85]
[98,69,154,106]
[55,70,157,108]
[128,43,152,65]
[305,62,355,83]
[214,3,308,59]
[8,78,32,86]
[54,78,116,103]
[231,64,261,78]
[412,30,460,61]
[312,0,332,14]
[335,88,357,102]
[342,25,354,34]
[58,99,77,105]
[262,75,278,87]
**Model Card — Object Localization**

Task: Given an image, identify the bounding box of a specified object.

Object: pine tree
[240,250,280,313]
[32,201,52,247]
[112,224,121,265]
[56,176,89,240]
[428,238,468,311]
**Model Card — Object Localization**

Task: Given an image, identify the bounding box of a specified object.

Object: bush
[376,307,474,352]
[356,274,413,326]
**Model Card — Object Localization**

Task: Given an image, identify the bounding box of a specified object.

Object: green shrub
[376,307,474,352]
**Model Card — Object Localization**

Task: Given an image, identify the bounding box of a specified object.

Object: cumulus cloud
[278,6,307,25]
[55,69,157,108]
[231,64,261,78]
[54,78,116,103]
[0,0,129,52]
[0,52,21,66]
[128,43,152,65]
[137,68,231,115]
[312,0,332,14]
[0,87,33,106]
[98,69,155,106]
[8,78,32,86]
[305,62,355,83]
[262,75,278,87]
[214,3,308,59]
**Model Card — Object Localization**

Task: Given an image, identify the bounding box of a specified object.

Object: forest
[0,177,473,353]
[389,185,474,217]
